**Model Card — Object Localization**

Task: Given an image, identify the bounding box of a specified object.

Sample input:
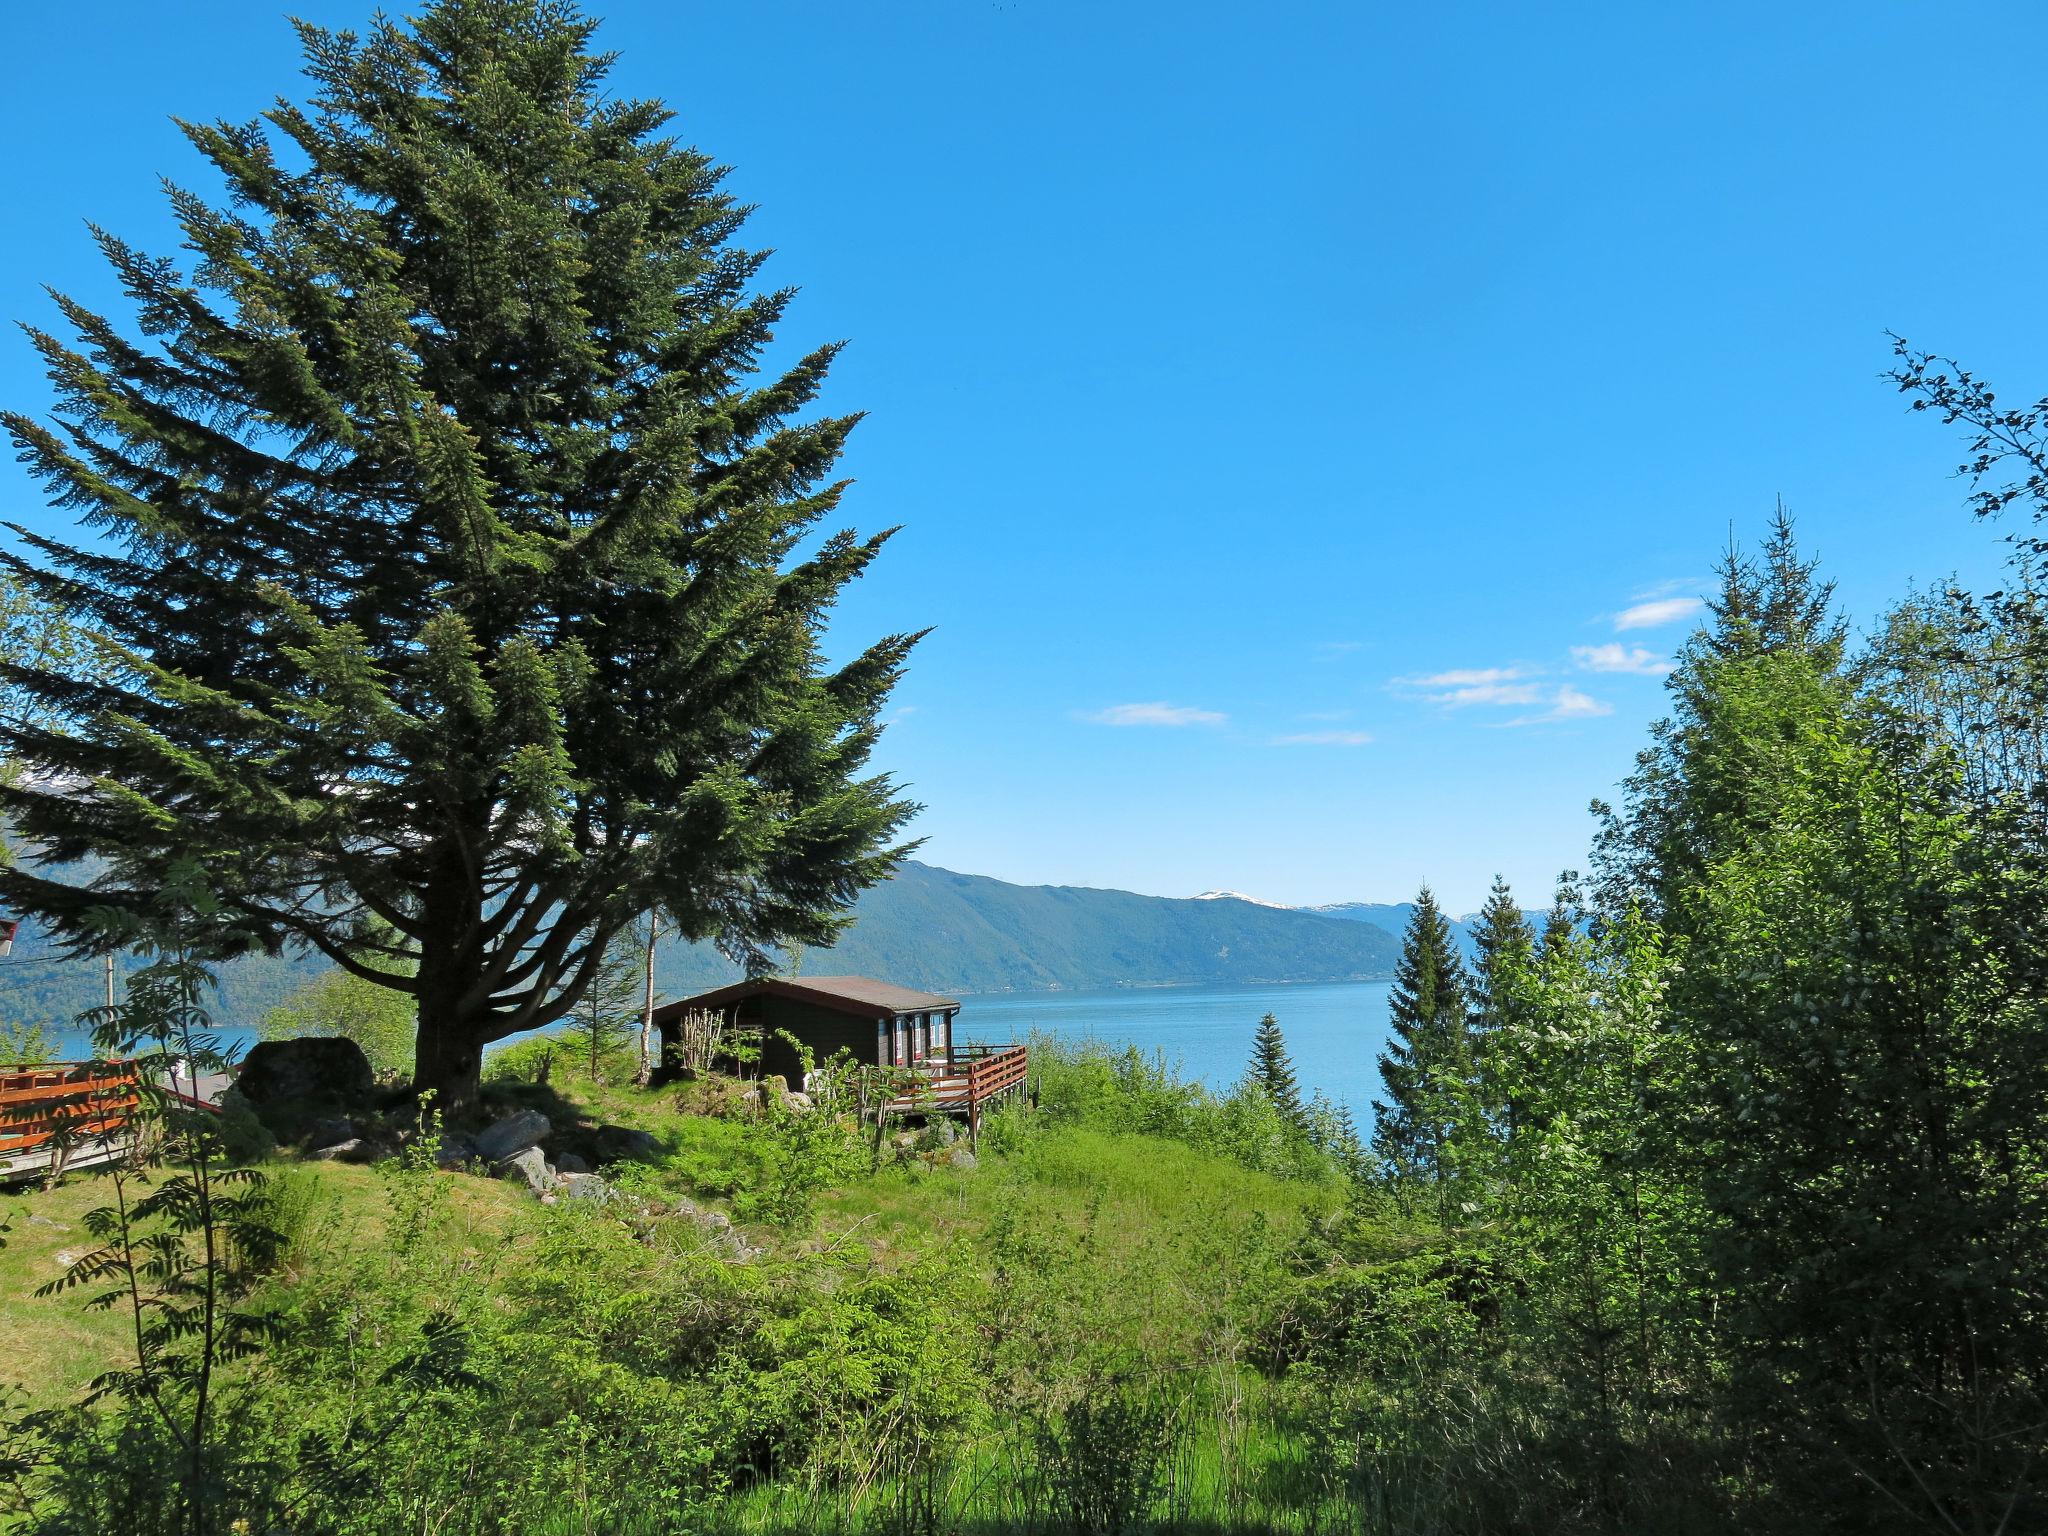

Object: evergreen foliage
[1247,1012,1306,1130]
[0,0,920,1109]
[1371,886,1473,1199]
[1590,510,1845,924]
[562,933,640,1082]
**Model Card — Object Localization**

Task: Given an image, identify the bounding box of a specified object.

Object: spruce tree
[1467,874,1534,1123]
[1370,886,1473,1195]
[0,1,920,1108]
[1248,1012,1306,1130]
[565,935,641,1082]
[1590,511,1844,924]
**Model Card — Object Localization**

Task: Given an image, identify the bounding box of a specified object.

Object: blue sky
[2,1,2042,912]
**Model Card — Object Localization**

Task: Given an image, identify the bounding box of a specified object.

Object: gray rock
[700,1209,731,1232]
[309,1138,378,1164]
[236,1038,374,1106]
[305,1117,357,1153]
[433,1133,478,1169]
[592,1124,658,1163]
[555,1151,591,1176]
[784,1092,813,1114]
[475,1108,552,1164]
[558,1171,611,1203]
[493,1145,554,1195]
[947,1145,978,1171]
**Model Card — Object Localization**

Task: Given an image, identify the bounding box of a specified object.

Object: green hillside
[749,862,1402,996]
[6,862,1399,1033]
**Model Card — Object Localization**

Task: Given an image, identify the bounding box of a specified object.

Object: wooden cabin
[652,974,963,1087]
[650,975,1030,1137]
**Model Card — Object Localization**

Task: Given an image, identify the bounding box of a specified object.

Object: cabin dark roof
[651,974,960,1024]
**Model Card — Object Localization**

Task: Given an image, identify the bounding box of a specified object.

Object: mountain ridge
[8,860,1404,1031]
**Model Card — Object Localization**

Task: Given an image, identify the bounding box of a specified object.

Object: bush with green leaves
[260,967,417,1079]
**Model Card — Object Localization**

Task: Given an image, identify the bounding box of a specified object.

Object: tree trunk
[409,841,490,1116]
[636,913,657,1086]
[412,1015,487,1117]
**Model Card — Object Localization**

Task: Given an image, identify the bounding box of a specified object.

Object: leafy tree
[0,0,920,1110]
[1247,1012,1306,1131]
[562,934,640,1081]
[1476,909,1709,1494]
[1671,643,2048,1527]
[259,965,417,1078]
[1371,887,1473,1201]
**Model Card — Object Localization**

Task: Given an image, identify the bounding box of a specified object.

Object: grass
[4,1047,1354,1535]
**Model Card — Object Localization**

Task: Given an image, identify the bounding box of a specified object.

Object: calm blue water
[956,979,1395,1120]
[45,979,1398,1120]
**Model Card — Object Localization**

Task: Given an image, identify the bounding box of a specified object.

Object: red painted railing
[0,1061,143,1161]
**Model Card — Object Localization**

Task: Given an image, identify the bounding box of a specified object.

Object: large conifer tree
[1590,510,1844,924]
[0,0,919,1107]
[1371,886,1472,1193]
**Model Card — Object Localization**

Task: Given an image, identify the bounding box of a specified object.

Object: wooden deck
[880,1043,1029,1145]
[0,1060,230,1183]
[0,1061,144,1181]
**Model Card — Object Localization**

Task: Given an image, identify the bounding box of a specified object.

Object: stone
[946,1145,978,1171]
[592,1124,658,1163]
[474,1108,552,1164]
[304,1117,357,1153]
[558,1171,611,1203]
[309,1138,378,1164]
[493,1145,554,1195]
[555,1151,591,1176]
[784,1092,813,1114]
[236,1038,374,1107]
[434,1133,478,1169]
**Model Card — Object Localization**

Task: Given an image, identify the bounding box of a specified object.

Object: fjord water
[47,979,1399,1119]
[958,978,1397,1119]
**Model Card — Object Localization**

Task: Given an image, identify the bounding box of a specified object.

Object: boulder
[309,1138,378,1164]
[304,1117,357,1153]
[434,1134,479,1169]
[474,1108,552,1164]
[592,1124,659,1163]
[946,1145,978,1172]
[558,1171,611,1204]
[784,1092,813,1114]
[555,1151,591,1176]
[493,1145,554,1195]
[236,1038,374,1107]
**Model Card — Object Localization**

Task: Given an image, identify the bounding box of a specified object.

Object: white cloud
[1614,596,1703,631]
[1083,701,1227,728]
[1403,666,1528,689]
[1571,643,1669,676]
[1273,729,1374,747]
[1394,666,1545,709]
[1499,686,1615,727]
[1439,680,1543,707]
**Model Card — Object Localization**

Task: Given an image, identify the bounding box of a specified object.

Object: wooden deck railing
[883,1043,1029,1148]
[0,1061,144,1177]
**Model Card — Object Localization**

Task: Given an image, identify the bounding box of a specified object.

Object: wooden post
[635,913,657,1085]
[967,1060,980,1152]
